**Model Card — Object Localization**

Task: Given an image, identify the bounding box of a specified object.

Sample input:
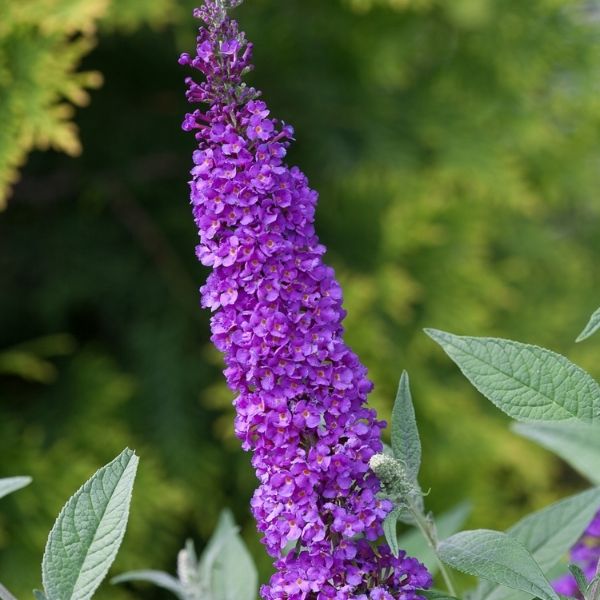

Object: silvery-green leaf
[576,307,600,343]
[588,571,600,600]
[42,448,139,600]
[474,487,600,600]
[0,476,32,499]
[507,487,600,572]
[0,583,17,600]
[111,570,185,599]
[198,512,237,582]
[382,442,394,457]
[513,422,600,484]
[199,510,257,600]
[425,329,600,423]
[177,540,198,585]
[568,564,588,596]
[33,590,47,600]
[419,589,461,600]
[397,504,419,526]
[282,538,298,557]
[383,507,401,557]
[178,540,203,600]
[398,502,471,574]
[391,371,422,484]
[438,529,559,600]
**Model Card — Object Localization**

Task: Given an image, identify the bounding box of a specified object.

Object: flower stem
[408,499,457,597]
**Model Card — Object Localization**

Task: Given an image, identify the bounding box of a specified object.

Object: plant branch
[408,499,457,597]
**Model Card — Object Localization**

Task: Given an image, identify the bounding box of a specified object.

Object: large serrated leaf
[199,510,257,600]
[473,487,600,600]
[398,502,471,574]
[42,448,139,600]
[391,371,422,483]
[576,307,600,343]
[513,421,600,484]
[0,476,32,499]
[111,571,185,599]
[438,529,559,600]
[425,329,600,423]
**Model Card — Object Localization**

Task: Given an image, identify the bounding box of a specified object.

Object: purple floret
[554,510,600,597]
[180,2,432,598]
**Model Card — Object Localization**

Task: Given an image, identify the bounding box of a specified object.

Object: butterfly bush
[554,510,600,596]
[179,1,431,598]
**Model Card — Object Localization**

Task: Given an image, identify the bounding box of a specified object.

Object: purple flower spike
[181,2,432,597]
[554,510,600,597]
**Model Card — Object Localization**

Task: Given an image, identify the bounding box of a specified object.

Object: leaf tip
[423,328,451,344]
[121,446,138,459]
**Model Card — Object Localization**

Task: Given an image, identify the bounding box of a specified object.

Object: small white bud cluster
[369,453,421,502]
[369,453,406,489]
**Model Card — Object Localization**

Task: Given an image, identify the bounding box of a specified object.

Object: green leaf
[587,571,600,600]
[198,511,237,582]
[0,476,32,499]
[568,564,588,596]
[33,591,47,600]
[0,583,17,600]
[397,502,471,574]
[425,329,600,423]
[199,510,257,600]
[474,487,600,600]
[391,371,422,484]
[576,307,600,343]
[438,529,559,600]
[382,442,394,457]
[111,571,185,599]
[418,589,461,600]
[383,507,401,557]
[509,487,600,572]
[178,540,203,600]
[42,448,139,600]
[177,539,198,584]
[513,422,600,484]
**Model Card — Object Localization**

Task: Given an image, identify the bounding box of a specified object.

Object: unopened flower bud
[370,453,406,490]
[369,453,422,503]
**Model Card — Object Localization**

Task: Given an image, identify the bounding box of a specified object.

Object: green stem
[408,500,457,597]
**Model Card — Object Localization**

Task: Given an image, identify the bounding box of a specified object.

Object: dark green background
[1,0,599,597]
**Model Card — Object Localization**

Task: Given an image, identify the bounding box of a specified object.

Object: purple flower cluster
[180,2,431,598]
[554,510,600,597]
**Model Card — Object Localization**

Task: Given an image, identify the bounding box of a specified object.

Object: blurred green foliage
[0,0,184,208]
[1,0,599,597]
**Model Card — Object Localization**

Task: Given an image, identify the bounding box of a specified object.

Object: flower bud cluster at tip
[181,1,432,598]
[179,0,258,116]
[369,454,423,512]
[554,511,600,597]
